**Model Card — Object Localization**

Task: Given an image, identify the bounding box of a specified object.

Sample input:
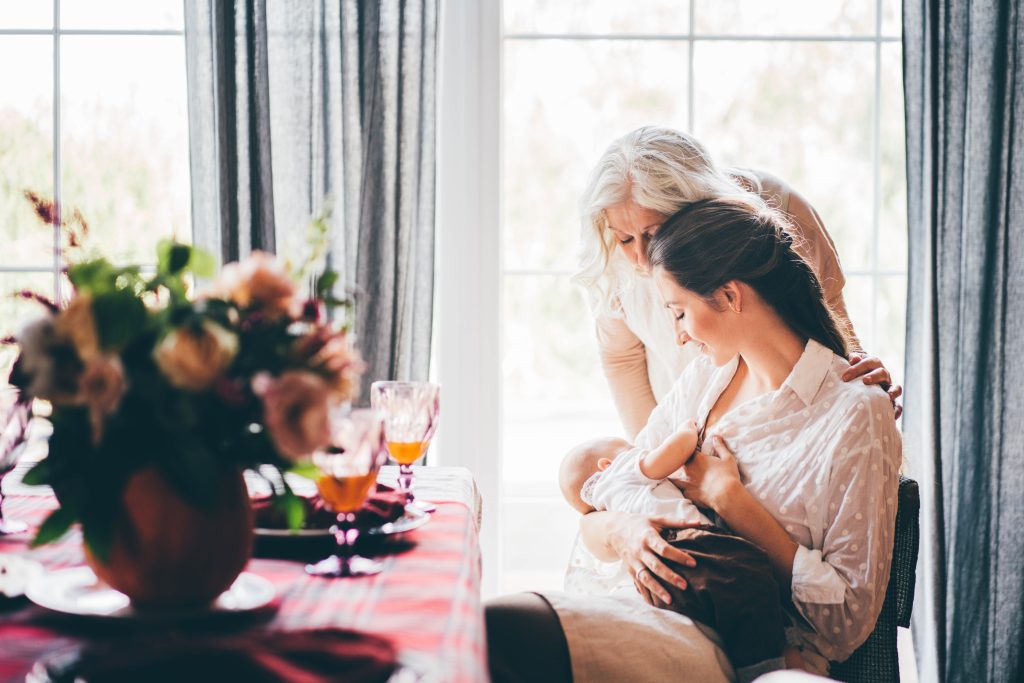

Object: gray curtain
[184,0,438,396]
[903,1,1024,682]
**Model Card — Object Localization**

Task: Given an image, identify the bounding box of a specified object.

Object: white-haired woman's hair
[573,125,764,317]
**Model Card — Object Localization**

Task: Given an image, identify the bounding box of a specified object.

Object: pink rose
[204,251,300,320]
[254,370,332,461]
[55,294,99,361]
[154,322,238,391]
[76,355,125,444]
[15,317,82,403]
[291,327,365,403]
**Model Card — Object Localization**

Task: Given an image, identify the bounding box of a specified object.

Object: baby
[559,419,709,521]
[560,423,802,683]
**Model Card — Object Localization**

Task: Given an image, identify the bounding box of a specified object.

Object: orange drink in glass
[385,440,429,466]
[371,381,440,514]
[305,409,389,578]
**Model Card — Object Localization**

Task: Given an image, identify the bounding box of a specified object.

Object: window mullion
[51,0,61,304]
[687,0,695,133]
[871,0,884,350]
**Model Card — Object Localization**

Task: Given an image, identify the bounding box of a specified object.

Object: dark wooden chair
[830,476,920,683]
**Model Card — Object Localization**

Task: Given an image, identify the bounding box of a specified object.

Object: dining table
[0,463,487,683]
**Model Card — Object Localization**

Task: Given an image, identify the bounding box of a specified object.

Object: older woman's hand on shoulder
[843,352,903,419]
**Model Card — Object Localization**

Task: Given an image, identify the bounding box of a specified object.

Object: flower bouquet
[5,202,362,605]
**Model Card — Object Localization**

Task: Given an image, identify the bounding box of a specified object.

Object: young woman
[487,197,901,681]
[575,126,901,439]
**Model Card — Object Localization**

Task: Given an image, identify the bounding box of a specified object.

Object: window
[0,0,190,382]
[499,0,907,593]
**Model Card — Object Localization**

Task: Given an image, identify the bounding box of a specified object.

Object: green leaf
[82,513,113,564]
[157,241,216,279]
[158,240,190,276]
[279,481,307,531]
[20,458,51,486]
[30,506,77,547]
[91,290,147,351]
[315,270,339,299]
[189,247,216,278]
[287,462,321,482]
[68,259,117,295]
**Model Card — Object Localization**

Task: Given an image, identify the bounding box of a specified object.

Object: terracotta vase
[85,466,253,608]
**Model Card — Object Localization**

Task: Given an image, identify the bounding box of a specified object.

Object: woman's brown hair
[647,196,850,358]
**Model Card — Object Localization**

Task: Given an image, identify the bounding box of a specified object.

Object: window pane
[877,275,906,386]
[503,39,689,271]
[502,273,621,469]
[59,0,183,31]
[0,0,53,28]
[0,37,54,267]
[0,272,55,385]
[501,274,621,594]
[692,41,876,272]
[694,0,875,36]
[503,275,611,402]
[843,274,875,353]
[60,36,191,265]
[882,0,902,36]
[504,0,690,35]
[879,44,907,271]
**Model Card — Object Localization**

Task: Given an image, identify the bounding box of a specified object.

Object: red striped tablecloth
[0,466,487,683]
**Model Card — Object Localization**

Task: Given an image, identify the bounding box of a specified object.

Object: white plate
[254,526,332,538]
[0,555,44,598]
[366,508,430,536]
[25,567,275,621]
[255,507,430,538]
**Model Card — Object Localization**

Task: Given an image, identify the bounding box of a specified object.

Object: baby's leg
[652,527,790,683]
[784,648,806,671]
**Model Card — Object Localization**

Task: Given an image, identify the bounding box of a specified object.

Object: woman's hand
[677,437,800,584]
[676,436,744,513]
[605,512,702,607]
[844,352,903,419]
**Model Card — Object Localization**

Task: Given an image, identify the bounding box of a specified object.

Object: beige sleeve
[784,188,863,353]
[595,311,658,441]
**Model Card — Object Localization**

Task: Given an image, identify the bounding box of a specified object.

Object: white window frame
[0,0,185,302]
[435,0,503,596]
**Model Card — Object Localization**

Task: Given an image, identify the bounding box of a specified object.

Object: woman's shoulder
[732,167,793,211]
[820,354,894,413]
[816,355,902,458]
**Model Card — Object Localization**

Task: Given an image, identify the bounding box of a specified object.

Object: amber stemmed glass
[305,409,390,578]
[370,381,440,514]
[0,388,31,535]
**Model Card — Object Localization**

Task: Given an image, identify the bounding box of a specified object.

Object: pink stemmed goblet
[305,409,390,578]
[370,381,440,514]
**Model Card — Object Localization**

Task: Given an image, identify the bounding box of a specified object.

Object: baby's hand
[673,419,700,459]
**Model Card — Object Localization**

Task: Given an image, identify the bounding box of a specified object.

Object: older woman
[575,126,902,439]
[486,198,901,681]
